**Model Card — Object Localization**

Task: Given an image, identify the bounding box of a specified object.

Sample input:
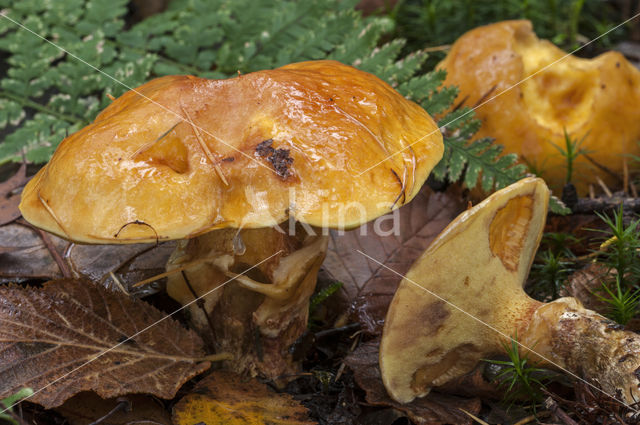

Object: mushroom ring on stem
[20,60,444,380]
[380,177,640,406]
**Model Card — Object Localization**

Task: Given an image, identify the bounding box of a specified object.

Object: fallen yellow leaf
[172,370,316,425]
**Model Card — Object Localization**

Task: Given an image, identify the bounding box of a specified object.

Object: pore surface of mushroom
[380,177,640,405]
[20,60,443,379]
[438,20,640,193]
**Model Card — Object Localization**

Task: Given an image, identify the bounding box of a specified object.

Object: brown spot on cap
[255,139,274,157]
[418,300,450,336]
[255,139,294,178]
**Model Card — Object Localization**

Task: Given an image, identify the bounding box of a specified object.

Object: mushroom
[438,20,640,193]
[20,60,443,380]
[380,177,640,405]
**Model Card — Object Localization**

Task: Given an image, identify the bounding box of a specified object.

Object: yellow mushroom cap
[380,177,549,403]
[438,20,640,193]
[19,60,443,243]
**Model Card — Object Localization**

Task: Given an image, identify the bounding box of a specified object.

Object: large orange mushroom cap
[20,60,443,243]
[438,20,640,193]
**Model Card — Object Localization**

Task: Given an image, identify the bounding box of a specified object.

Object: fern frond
[1,0,531,211]
[0,0,427,164]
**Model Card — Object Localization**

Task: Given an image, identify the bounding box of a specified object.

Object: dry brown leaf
[0,223,174,293]
[0,163,28,226]
[0,279,210,408]
[56,392,172,425]
[324,185,465,334]
[0,223,62,280]
[172,370,316,425]
[560,263,612,312]
[344,340,481,425]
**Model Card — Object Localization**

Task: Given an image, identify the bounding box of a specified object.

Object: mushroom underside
[380,177,640,406]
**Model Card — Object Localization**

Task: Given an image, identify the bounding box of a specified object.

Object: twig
[423,44,451,52]
[585,154,623,183]
[451,94,470,112]
[570,196,640,214]
[595,176,613,197]
[181,105,228,185]
[544,396,579,425]
[181,270,217,348]
[513,414,542,425]
[109,271,129,295]
[631,179,639,198]
[334,331,361,383]
[131,258,209,288]
[458,408,490,425]
[63,242,81,278]
[624,157,630,195]
[99,244,160,285]
[88,397,131,425]
[314,323,360,339]
[473,85,497,108]
[16,218,72,278]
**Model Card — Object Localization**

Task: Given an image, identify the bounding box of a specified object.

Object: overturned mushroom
[380,177,640,405]
[20,60,443,380]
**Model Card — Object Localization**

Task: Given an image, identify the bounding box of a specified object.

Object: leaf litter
[0,163,28,227]
[0,278,210,408]
[172,370,315,425]
[324,184,466,334]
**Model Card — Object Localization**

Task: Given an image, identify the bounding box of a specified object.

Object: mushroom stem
[521,297,640,404]
[166,223,328,380]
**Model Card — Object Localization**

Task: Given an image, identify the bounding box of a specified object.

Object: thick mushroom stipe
[167,225,327,380]
[438,20,640,193]
[380,177,640,405]
[522,297,640,404]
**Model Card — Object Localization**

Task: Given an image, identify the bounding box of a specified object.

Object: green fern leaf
[0,0,526,209]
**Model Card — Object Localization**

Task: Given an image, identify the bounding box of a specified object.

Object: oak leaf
[172,370,316,425]
[0,279,210,408]
[324,185,465,333]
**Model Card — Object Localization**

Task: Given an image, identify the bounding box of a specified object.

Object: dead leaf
[56,392,172,425]
[0,223,65,280]
[0,279,210,408]
[172,370,316,425]
[560,263,612,312]
[0,223,174,294]
[0,163,28,226]
[344,340,481,425]
[324,185,465,334]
